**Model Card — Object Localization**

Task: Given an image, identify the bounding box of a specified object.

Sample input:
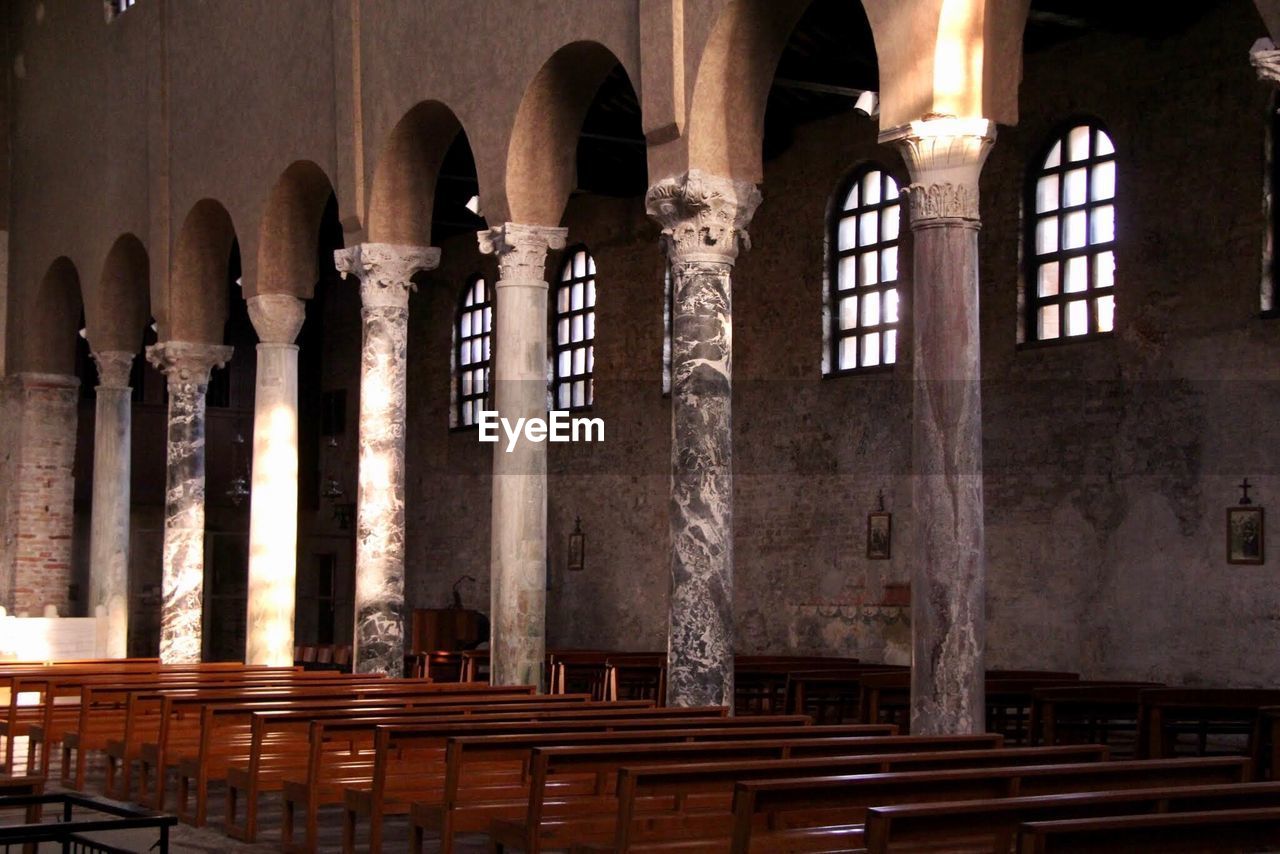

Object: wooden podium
[409,608,487,654]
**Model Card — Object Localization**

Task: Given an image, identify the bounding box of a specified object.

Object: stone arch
[15,256,85,375]
[253,161,337,299]
[169,199,236,344]
[87,234,150,354]
[504,41,638,226]
[367,101,471,246]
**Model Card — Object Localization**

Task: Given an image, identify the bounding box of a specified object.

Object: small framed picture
[867,512,892,560]
[1227,506,1265,565]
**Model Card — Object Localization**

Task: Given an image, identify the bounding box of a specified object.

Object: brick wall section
[2,372,79,615]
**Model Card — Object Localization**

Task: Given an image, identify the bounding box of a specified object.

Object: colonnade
[22,118,998,729]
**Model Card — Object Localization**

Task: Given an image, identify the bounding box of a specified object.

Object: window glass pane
[1095,129,1115,156]
[1097,294,1115,333]
[571,315,583,341]
[862,332,881,367]
[558,384,571,409]
[558,319,569,345]
[882,247,899,282]
[839,337,858,370]
[585,311,595,340]
[839,296,858,330]
[885,177,900,199]
[573,252,586,277]
[586,347,594,372]
[462,372,472,396]
[571,282,584,310]
[1038,304,1060,340]
[1036,218,1059,255]
[1066,299,1089,336]
[484,307,492,331]
[461,313,472,338]
[573,348,585,375]
[1064,256,1088,293]
[859,211,879,246]
[884,288,899,323]
[1068,125,1091,161]
[843,183,859,210]
[460,344,471,366]
[1095,251,1115,288]
[483,336,490,360]
[859,252,879,286]
[463,400,472,425]
[1044,141,1062,169]
[1036,175,1059,213]
[1091,204,1115,244]
[1063,211,1087,250]
[862,170,882,204]
[473,340,482,362]
[573,380,585,407]
[587,256,596,275]
[885,329,897,364]
[863,290,882,326]
[1064,168,1088,207]
[586,279,596,307]
[838,255,858,290]
[883,204,901,241]
[1092,160,1115,201]
[558,287,570,312]
[838,216,858,251]
[1038,261,1060,297]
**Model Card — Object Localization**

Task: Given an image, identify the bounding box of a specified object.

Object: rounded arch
[367,101,471,246]
[686,0,877,184]
[254,160,336,299]
[169,198,236,343]
[504,41,638,226]
[87,233,150,354]
[12,256,85,374]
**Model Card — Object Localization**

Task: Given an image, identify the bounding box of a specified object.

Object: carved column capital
[145,340,234,387]
[1252,38,1280,85]
[881,117,996,225]
[247,294,306,346]
[92,350,135,390]
[334,243,441,310]
[477,223,568,287]
[645,170,762,266]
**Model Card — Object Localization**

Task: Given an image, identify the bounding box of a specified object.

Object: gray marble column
[244,294,306,666]
[146,341,233,664]
[884,117,996,734]
[88,351,135,658]
[646,172,761,709]
[478,223,567,690]
[335,243,439,676]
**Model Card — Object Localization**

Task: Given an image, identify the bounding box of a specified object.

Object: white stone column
[88,351,135,658]
[477,223,567,690]
[646,172,761,708]
[334,243,439,676]
[883,116,996,734]
[244,294,306,666]
[146,341,233,663]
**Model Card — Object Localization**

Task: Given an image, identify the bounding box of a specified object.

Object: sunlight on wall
[934,0,985,118]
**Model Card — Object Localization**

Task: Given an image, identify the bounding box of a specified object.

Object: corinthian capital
[477,223,568,286]
[1252,38,1280,85]
[145,341,234,387]
[881,116,996,224]
[91,350,135,390]
[335,243,441,310]
[645,170,762,265]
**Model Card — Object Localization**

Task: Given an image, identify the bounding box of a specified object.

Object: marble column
[645,172,761,709]
[477,223,567,690]
[88,351,135,658]
[244,294,306,666]
[146,341,233,664]
[883,116,996,734]
[334,243,439,677]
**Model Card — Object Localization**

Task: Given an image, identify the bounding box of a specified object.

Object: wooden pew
[727,756,1250,853]
[1030,683,1163,756]
[1016,807,1280,853]
[1137,687,1280,761]
[859,672,1083,738]
[782,666,908,724]
[863,780,1280,853]
[499,742,1100,854]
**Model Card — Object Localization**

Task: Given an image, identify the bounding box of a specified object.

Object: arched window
[829,165,902,373]
[554,246,595,410]
[455,275,492,427]
[1028,121,1116,341]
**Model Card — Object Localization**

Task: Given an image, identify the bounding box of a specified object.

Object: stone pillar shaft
[335,243,439,677]
[146,341,233,664]
[646,171,760,709]
[245,295,306,667]
[478,223,568,690]
[885,116,995,735]
[89,352,135,658]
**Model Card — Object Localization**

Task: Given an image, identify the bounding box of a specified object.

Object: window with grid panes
[455,275,492,427]
[829,166,902,372]
[1028,122,1117,341]
[553,247,595,410]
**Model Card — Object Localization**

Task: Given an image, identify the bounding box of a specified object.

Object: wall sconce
[568,516,585,572]
[226,430,250,506]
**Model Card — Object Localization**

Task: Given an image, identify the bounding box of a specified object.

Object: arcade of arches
[2,0,1280,732]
